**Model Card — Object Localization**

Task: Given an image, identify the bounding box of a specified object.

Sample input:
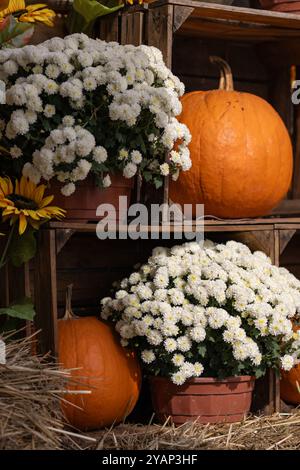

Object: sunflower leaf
[0,297,35,321]
[9,227,36,267]
[67,0,123,35]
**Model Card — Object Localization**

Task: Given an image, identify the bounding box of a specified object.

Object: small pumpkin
[58,286,141,431]
[169,56,293,219]
[280,324,300,405]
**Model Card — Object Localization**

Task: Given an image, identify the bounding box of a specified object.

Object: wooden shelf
[49,216,300,233]
[149,0,300,41]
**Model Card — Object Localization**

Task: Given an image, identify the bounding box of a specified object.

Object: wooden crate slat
[149,0,300,30]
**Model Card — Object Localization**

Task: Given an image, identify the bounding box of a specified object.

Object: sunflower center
[7,194,38,210]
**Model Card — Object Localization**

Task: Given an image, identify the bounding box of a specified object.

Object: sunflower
[0,0,55,27]
[18,4,56,27]
[0,176,65,235]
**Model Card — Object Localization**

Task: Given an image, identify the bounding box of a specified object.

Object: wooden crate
[3,217,291,415]
[98,1,300,214]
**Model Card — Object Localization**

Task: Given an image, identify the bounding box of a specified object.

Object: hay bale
[0,332,94,450]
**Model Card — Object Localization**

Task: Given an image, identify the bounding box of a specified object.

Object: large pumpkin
[280,324,300,405]
[170,56,293,218]
[58,288,141,431]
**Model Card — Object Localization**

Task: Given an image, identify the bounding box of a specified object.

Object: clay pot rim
[150,375,255,384]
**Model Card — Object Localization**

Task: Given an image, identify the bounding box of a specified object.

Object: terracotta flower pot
[49,173,134,222]
[259,0,300,13]
[150,376,255,425]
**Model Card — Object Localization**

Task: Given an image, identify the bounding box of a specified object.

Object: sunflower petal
[34,184,46,205]
[27,210,41,220]
[0,177,13,197]
[40,194,54,208]
[19,213,27,235]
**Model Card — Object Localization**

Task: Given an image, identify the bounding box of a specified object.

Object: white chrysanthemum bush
[101,240,300,386]
[0,34,191,196]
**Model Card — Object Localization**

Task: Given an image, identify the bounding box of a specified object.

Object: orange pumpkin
[280,324,300,405]
[58,287,141,431]
[170,56,293,219]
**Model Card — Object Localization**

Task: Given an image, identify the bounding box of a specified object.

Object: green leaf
[9,227,36,267]
[0,297,35,321]
[154,178,163,189]
[197,344,206,358]
[74,0,123,23]
[67,0,124,34]
[0,15,34,49]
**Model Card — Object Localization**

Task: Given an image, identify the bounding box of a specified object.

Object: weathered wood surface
[147,4,174,68]
[34,229,58,356]
[98,13,120,42]
[149,0,300,28]
[121,11,144,46]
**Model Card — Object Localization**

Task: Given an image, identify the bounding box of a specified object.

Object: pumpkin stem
[210,56,234,91]
[63,284,77,320]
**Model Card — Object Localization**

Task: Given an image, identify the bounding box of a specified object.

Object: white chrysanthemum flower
[193,362,204,377]
[62,115,75,127]
[123,162,137,179]
[172,353,185,367]
[160,163,170,176]
[164,338,177,352]
[129,272,141,285]
[190,326,206,342]
[168,288,185,306]
[281,354,294,371]
[180,361,195,378]
[61,182,76,196]
[44,104,56,118]
[161,322,179,337]
[45,64,60,79]
[10,145,22,159]
[131,150,142,164]
[171,371,186,386]
[141,350,155,364]
[93,146,107,163]
[102,175,111,188]
[177,335,191,352]
[147,329,163,346]
[83,76,97,91]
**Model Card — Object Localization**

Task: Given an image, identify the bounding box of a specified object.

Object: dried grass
[0,331,95,450]
[2,331,300,450]
[87,412,300,450]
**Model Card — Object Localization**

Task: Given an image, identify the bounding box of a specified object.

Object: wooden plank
[149,0,300,29]
[173,5,194,31]
[0,264,9,308]
[9,263,32,338]
[259,41,300,68]
[279,229,296,255]
[50,217,300,230]
[269,67,293,133]
[273,228,280,265]
[272,198,300,215]
[233,230,274,257]
[34,229,58,357]
[179,75,269,98]
[275,223,300,229]
[98,13,119,42]
[56,228,75,255]
[252,369,281,415]
[147,4,174,68]
[177,17,300,41]
[173,36,269,81]
[133,12,144,46]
